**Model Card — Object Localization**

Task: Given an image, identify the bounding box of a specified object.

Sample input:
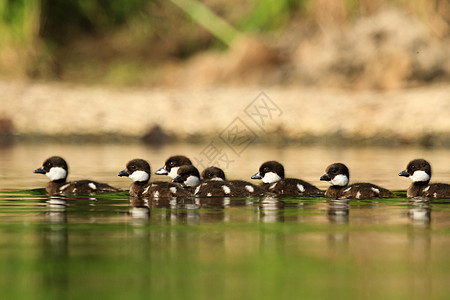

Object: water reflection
[408,197,431,227]
[258,195,285,223]
[46,196,68,224]
[1,184,450,299]
[127,197,150,234]
[41,196,69,298]
[406,197,432,298]
[128,195,259,224]
[326,199,350,253]
[327,199,349,224]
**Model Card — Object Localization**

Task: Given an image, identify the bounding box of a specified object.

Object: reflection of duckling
[198,197,230,209]
[407,197,431,226]
[399,159,450,198]
[258,195,285,223]
[320,163,395,199]
[252,161,322,195]
[128,196,150,225]
[46,196,68,224]
[327,200,349,224]
[118,159,189,199]
[34,156,119,196]
[408,206,431,225]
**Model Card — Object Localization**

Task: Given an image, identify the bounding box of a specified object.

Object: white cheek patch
[184,175,200,187]
[410,170,430,182]
[168,167,180,179]
[330,174,349,187]
[262,172,282,184]
[46,167,67,181]
[169,187,177,194]
[245,185,254,193]
[297,184,305,192]
[129,170,150,182]
[88,182,97,190]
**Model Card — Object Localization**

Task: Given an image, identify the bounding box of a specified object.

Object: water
[0,143,449,299]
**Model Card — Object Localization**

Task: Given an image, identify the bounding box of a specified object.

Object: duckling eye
[411,165,415,171]
[263,167,269,172]
[169,162,175,167]
[130,165,136,170]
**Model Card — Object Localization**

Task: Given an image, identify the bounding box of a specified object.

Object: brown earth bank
[1,80,449,147]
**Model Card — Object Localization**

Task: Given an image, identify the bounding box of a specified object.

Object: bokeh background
[0,0,449,146]
[1,5,450,299]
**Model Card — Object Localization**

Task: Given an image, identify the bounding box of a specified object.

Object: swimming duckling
[320,162,395,199]
[399,159,450,198]
[34,156,119,196]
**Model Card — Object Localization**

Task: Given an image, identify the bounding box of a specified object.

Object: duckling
[202,166,265,196]
[320,163,395,199]
[34,156,119,196]
[399,159,450,198]
[118,158,190,199]
[251,161,322,195]
[154,155,192,179]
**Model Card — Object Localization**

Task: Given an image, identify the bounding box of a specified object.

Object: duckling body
[251,161,322,195]
[399,159,450,198]
[119,159,189,199]
[34,156,119,196]
[202,166,265,196]
[320,163,395,199]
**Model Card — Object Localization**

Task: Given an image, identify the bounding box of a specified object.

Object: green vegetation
[0,0,448,83]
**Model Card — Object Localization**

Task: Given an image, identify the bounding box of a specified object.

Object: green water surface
[0,190,449,300]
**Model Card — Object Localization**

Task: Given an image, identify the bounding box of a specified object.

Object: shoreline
[1,80,450,147]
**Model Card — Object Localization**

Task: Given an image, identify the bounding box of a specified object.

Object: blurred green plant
[170,0,240,46]
[239,0,304,32]
[0,0,448,82]
[0,0,39,44]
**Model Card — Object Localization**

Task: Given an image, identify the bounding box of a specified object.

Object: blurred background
[1,4,450,299]
[0,0,449,146]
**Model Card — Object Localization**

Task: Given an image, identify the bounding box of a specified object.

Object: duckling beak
[155,166,168,175]
[173,176,183,183]
[320,174,331,181]
[251,172,262,180]
[33,167,46,174]
[118,169,129,177]
[398,170,409,177]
